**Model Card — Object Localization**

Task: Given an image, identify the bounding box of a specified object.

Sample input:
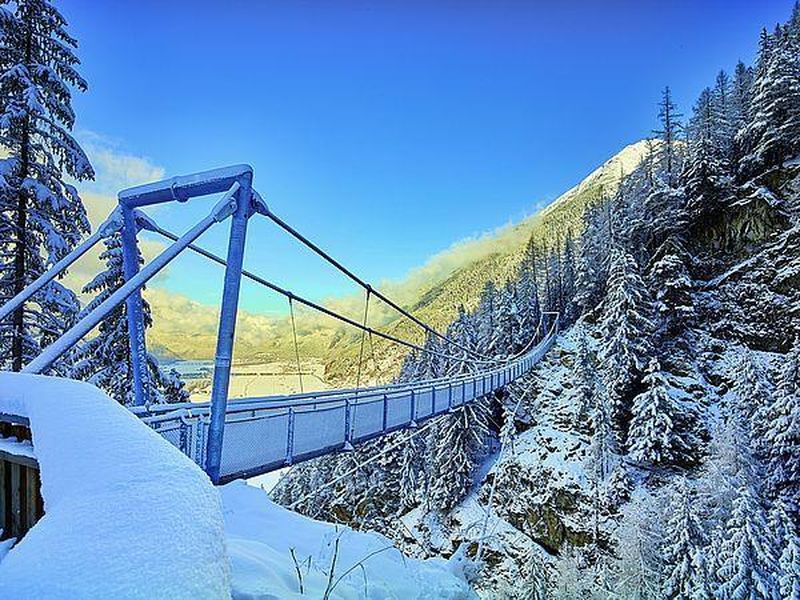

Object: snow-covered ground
[0,373,473,599]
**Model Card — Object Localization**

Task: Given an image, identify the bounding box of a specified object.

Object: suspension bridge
[0,165,558,484]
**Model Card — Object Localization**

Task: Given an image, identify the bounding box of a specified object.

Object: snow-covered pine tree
[475,280,499,356]
[648,239,694,336]
[685,87,732,220]
[738,27,800,178]
[545,243,563,314]
[761,343,800,507]
[0,0,94,370]
[575,332,597,433]
[397,430,424,513]
[427,398,490,514]
[778,520,800,600]
[654,86,684,186]
[518,543,551,600]
[734,352,771,422]
[599,246,654,425]
[515,258,541,348]
[495,282,519,357]
[628,358,683,466]
[71,233,188,405]
[712,69,736,169]
[445,305,479,377]
[661,478,713,600]
[574,199,612,319]
[561,233,578,325]
[715,476,781,600]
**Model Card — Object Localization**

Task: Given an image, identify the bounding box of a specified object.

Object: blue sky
[64,0,792,314]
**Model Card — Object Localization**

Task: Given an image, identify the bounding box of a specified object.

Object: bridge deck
[133,328,556,483]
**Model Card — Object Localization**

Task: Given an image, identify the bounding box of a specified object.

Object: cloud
[59,135,167,298]
[76,130,165,196]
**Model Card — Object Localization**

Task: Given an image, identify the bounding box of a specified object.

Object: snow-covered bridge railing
[132,320,558,483]
[0,164,560,484]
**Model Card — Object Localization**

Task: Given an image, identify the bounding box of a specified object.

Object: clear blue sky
[63,0,792,314]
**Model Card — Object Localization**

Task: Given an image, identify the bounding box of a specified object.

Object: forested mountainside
[323,141,649,385]
[144,143,644,368]
[274,7,800,599]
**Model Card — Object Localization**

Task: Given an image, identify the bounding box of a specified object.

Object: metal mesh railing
[136,323,558,482]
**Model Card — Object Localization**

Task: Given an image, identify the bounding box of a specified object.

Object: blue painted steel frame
[205,171,253,483]
[117,165,254,481]
[118,165,253,408]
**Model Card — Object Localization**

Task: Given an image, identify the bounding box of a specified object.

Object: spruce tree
[778,525,800,600]
[599,246,654,422]
[71,233,188,405]
[561,233,578,324]
[476,280,499,356]
[685,87,730,217]
[662,479,713,600]
[654,86,684,186]
[739,29,800,177]
[427,399,490,513]
[715,478,780,600]
[0,0,94,370]
[629,358,683,466]
[649,239,694,336]
[761,344,800,505]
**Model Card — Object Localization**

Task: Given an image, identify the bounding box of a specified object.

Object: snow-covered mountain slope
[145,141,648,373]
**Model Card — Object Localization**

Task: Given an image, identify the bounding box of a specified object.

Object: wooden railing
[0,421,43,542]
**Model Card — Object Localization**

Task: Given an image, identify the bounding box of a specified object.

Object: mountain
[273,8,800,598]
[147,140,650,378]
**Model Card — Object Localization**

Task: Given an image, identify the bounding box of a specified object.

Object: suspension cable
[258,208,498,363]
[147,225,495,368]
[288,297,304,394]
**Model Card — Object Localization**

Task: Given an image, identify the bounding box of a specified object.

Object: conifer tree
[654,86,684,186]
[0,0,94,370]
[599,247,654,421]
[739,28,800,177]
[778,525,800,600]
[398,431,423,513]
[445,305,479,376]
[685,87,730,216]
[71,233,188,405]
[629,358,683,465]
[649,240,694,336]
[561,233,578,324]
[476,280,499,356]
[662,479,714,600]
[427,399,490,512]
[761,344,800,505]
[715,477,781,600]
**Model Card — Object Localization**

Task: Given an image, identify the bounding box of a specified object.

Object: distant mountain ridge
[147,140,651,375]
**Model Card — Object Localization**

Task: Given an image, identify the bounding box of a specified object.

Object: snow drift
[222,480,476,599]
[0,373,231,599]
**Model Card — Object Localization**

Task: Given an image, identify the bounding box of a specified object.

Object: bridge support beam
[121,205,150,407]
[206,173,253,484]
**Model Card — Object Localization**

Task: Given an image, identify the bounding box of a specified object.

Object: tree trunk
[11,20,33,371]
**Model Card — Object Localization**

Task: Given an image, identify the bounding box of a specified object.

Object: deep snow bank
[223,481,476,599]
[0,373,230,599]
